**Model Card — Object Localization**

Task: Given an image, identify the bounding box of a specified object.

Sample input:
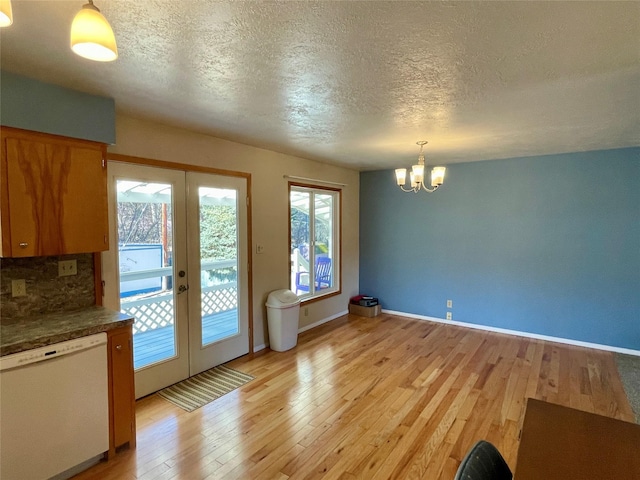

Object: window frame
[288,182,342,303]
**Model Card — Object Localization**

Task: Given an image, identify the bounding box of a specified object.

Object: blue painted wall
[1,70,115,144]
[360,148,640,351]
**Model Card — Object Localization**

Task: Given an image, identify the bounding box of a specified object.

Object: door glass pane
[198,187,239,346]
[116,180,177,370]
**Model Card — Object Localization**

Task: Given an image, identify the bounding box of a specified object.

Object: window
[289,184,341,300]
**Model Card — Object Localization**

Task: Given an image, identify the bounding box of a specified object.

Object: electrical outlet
[446,299,453,308]
[304,307,309,317]
[58,259,78,277]
[446,312,452,320]
[256,244,265,254]
[11,279,27,297]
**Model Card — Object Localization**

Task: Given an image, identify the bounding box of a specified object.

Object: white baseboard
[382,309,640,357]
[298,310,349,334]
[255,308,640,357]
[252,310,349,352]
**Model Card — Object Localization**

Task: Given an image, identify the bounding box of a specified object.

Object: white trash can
[266,289,301,352]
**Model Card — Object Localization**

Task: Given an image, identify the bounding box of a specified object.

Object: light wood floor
[74,313,635,480]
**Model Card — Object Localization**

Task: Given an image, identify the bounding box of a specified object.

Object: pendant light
[70,0,118,62]
[0,0,13,27]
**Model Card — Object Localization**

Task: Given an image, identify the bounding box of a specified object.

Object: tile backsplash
[0,254,96,321]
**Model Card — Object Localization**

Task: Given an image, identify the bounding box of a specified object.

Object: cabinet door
[2,131,108,256]
[109,329,135,450]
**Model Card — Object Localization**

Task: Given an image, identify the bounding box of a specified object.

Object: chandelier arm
[399,185,417,193]
[420,185,439,193]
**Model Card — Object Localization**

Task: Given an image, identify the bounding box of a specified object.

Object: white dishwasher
[0,332,109,480]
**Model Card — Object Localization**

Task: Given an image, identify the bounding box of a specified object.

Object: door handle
[177,284,189,294]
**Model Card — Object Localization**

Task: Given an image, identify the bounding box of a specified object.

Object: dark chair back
[315,256,331,288]
[454,440,512,480]
[295,256,332,293]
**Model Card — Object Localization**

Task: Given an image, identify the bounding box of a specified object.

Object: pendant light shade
[0,0,13,27]
[70,1,118,62]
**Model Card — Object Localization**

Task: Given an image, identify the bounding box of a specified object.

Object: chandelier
[395,141,446,193]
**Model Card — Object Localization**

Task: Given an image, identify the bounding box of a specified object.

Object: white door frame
[186,171,250,375]
[103,162,190,398]
[102,159,253,398]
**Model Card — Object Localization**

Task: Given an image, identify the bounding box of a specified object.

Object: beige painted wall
[108,115,360,349]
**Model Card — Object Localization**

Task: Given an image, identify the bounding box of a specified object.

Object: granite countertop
[0,306,134,356]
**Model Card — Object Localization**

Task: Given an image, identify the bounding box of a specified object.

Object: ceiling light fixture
[70,0,118,62]
[0,0,13,27]
[395,141,446,193]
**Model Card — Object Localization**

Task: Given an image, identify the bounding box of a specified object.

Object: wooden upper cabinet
[0,128,109,257]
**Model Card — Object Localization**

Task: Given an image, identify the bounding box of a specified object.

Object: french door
[102,163,249,398]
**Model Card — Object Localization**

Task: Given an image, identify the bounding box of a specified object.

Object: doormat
[157,365,254,412]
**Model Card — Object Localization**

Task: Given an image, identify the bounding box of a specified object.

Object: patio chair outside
[295,256,331,294]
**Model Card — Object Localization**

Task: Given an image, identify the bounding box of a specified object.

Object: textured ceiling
[1,1,639,170]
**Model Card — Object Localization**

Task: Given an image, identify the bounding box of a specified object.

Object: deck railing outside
[120,259,237,335]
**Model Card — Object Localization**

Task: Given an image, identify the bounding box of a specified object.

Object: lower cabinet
[107,326,136,456]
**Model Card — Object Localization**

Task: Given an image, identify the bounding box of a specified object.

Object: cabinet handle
[115,344,122,350]
[19,242,28,248]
